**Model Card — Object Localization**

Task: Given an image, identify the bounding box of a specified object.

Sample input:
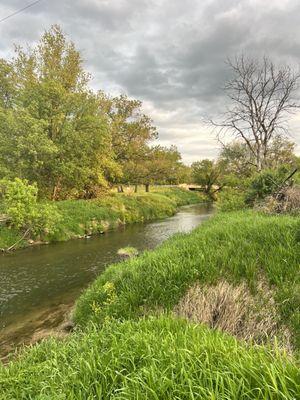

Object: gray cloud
[0,0,300,162]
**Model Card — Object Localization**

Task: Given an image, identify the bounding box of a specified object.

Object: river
[0,203,213,359]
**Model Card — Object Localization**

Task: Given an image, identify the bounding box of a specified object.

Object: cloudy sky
[1,0,300,163]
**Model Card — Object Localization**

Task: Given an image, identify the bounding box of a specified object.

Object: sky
[0,0,300,163]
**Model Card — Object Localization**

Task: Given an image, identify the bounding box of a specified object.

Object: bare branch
[211,55,300,171]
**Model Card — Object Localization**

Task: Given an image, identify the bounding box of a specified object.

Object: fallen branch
[2,228,31,252]
[273,168,298,199]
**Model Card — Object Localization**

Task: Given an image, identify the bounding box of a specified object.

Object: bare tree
[214,56,300,171]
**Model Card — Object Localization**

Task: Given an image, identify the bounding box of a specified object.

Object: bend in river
[0,203,213,359]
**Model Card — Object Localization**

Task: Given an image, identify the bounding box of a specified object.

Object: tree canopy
[0,26,187,199]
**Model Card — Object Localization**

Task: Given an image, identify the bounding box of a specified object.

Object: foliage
[1,317,299,399]
[74,211,300,351]
[0,188,202,247]
[191,159,222,195]
[216,188,247,212]
[219,139,297,180]
[0,178,60,237]
[123,145,187,189]
[0,26,117,199]
[98,92,157,185]
[245,169,287,205]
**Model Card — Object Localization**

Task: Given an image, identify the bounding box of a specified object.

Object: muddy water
[0,203,213,358]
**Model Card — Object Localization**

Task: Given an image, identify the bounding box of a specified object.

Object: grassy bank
[1,317,299,399]
[1,211,299,398]
[74,211,300,352]
[0,188,204,250]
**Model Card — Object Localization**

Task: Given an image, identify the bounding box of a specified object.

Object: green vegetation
[0,188,203,249]
[74,211,300,352]
[1,27,300,399]
[1,317,299,400]
[1,211,299,399]
[0,26,189,200]
[117,246,139,258]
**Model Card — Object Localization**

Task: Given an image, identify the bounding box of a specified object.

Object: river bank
[1,210,299,398]
[0,188,206,251]
[0,203,213,361]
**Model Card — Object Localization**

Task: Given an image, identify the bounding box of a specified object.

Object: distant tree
[191,160,222,196]
[218,141,255,178]
[123,145,184,192]
[213,56,300,172]
[219,138,297,179]
[98,92,157,191]
[143,146,184,191]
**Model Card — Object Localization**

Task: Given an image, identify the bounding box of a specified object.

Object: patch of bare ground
[174,280,292,351]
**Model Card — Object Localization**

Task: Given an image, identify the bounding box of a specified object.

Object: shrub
[246,169,284,205]
[216,188,247,211]
[0,178,61,237]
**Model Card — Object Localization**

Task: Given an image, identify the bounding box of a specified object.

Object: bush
[0,178,61,237]
[216,188,247,211]
[246,169,284,205]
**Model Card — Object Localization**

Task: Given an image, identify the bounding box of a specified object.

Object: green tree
[191,160,222,197]
[98,92,157,190]
[0,25,116,199]
[219,138,298,185]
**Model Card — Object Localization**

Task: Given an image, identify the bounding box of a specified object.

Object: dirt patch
[174,280,292,350]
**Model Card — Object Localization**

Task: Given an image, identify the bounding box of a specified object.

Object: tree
[214,56,300,171]
[219,138,297,179]
[0,25,117,199]
[98,92,157,191]
[191,160,222,196]
[218,141,255,178]
[122,145,184,192]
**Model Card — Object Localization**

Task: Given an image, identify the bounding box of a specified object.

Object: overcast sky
[1,0,300,163]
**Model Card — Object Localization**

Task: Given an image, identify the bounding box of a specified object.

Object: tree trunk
[52,178,61,201]
[117,185,124,193]
[134,184,138,193]
[145,183,150,192]
[256,145,262,172]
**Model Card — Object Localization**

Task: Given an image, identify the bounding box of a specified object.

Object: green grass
[74,211,300,351]
[1,317,299,399]
[0,188,204,249]
[0,227,26,249]
[1,210,299,398]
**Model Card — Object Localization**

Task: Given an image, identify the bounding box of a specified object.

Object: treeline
[0,26,188,200]
[191,138,300,197]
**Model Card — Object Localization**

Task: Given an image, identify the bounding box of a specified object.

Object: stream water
[0,203,213,358]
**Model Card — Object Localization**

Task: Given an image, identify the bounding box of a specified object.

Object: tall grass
[1,210,299,398]
[74,211,300,351]
[1,317,299,399]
